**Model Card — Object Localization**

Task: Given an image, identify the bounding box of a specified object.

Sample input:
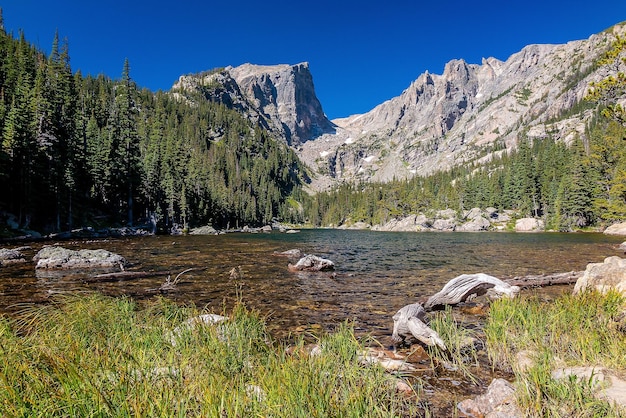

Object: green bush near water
[485,290,626,417]
[0,294,422,417]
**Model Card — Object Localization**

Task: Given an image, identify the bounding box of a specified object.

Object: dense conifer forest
[0,18,306,234]
[1,12,625,235]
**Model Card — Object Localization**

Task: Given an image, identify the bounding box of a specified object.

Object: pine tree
[109,59,141,226]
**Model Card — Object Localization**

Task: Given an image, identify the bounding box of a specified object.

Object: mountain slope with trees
[1,10,625,236]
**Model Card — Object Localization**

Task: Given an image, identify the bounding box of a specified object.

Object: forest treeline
[304,119,626,230]
[1,15,625,236]
[0,21,306,234]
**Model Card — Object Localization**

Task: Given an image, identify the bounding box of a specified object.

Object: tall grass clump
[426,307,481,383]
[0,293,423,417]
[484,290,626,417]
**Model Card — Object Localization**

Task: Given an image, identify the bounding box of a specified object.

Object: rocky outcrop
[573,256,626,296]
[33,246,127,270]
[172,63,335,146]
[365,207,517,232]
[189,225,218,235]
[299,23,626,190]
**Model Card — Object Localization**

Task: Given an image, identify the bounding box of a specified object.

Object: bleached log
[424,273,520,310]
[391,303,447,350]
[505,271,583,288]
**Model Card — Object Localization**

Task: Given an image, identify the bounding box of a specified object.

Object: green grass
[484,290,626,417]
[426,307,481,384]
[0,293,423,417]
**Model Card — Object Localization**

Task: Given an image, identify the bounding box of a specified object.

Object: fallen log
[424,273,520,310]
[504,271,583,288]
[84,271,167,282]
[391,303,447,350]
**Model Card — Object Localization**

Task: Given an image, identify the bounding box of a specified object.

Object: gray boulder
[457,378,523,418]
[457,216,491,232]
[288,254,335,272]
[463,207,485,220]
[189,225,218,235]
[515,217,544,232]
[604,222,626,236]
[432,218,457,231]
[573,256,626,296]
[33,246,127,270]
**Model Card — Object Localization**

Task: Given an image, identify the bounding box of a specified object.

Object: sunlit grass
[0,293,423,417]
[426,307,481,384]
[485,290,626,417]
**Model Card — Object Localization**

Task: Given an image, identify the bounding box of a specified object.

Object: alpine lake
[1,229,624,414]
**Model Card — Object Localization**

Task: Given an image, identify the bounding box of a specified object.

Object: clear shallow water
[0,229,623,341]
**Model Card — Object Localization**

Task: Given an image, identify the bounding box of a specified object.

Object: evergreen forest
[0,20,306,235]
[1,14,625,236]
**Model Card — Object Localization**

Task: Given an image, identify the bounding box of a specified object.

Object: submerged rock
[0,248,27,266]
[33,246,127,270]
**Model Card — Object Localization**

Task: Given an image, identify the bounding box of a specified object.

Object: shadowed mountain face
[172,62,335,146]
[172,23,626,192]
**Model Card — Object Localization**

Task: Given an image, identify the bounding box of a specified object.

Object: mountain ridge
[171,22,626,192]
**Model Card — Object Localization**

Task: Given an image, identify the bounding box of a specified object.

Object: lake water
[1,229,623,413]
[0,229,623,342]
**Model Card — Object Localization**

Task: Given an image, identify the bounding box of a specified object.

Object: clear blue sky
[3,1,626,119]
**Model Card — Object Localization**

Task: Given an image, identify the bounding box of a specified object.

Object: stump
[391,303,447,350]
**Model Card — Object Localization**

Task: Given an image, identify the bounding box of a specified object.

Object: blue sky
[3,1,626,119]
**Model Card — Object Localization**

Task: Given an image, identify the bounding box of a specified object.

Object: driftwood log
[424,273,520,310]
[391,303,447,350]
[505,271,583,288]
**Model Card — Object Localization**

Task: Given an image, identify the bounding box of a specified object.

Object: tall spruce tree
[110,59,141,226]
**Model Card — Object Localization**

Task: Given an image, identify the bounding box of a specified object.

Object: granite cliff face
[298,23,626,190]
[171,62,335,146]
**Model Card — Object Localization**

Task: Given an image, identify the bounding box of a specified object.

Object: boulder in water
[288,254,335,272]
[33,246,127,270]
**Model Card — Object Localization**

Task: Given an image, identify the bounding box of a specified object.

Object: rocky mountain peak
[297,22,626,191]
[171,62,335,146]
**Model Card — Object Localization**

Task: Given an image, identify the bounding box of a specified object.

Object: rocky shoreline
[337,207,546,233]
[2,207,625,244]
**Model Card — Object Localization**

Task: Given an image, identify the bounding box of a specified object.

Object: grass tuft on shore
[0,293,422,417]
[485,289,626,417]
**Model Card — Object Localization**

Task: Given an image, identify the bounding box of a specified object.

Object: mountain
[171,23,625,195]
[296,22,626,190]
[171,62,335,147]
